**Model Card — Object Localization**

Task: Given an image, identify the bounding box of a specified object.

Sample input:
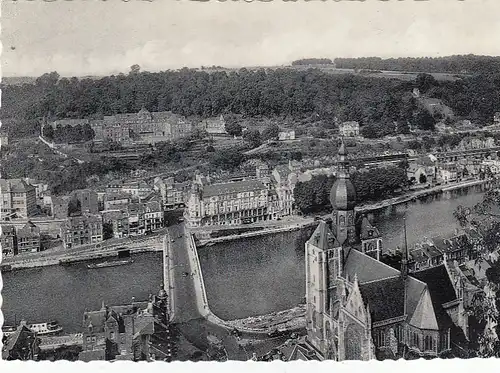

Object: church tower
[330,141,358,247]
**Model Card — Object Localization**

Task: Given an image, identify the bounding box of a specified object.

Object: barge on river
[87,258,134,269]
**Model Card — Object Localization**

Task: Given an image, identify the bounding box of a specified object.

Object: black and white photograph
[1,0,500,366]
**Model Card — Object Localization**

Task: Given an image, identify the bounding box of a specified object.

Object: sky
[2,0,500,77]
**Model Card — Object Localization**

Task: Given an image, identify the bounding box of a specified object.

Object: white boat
[28,320,63,336]
[87,258,134,269]
[2,320,63,337]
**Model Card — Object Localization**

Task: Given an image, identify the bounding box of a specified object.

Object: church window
[339,216,346,226]
[110,331,115,340]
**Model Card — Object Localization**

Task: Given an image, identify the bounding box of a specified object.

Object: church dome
[330,177,357,210]
[329,141,357,210]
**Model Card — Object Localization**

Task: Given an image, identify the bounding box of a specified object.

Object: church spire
[401,217,409,315]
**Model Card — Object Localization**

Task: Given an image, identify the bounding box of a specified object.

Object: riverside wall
[186,227,305,335]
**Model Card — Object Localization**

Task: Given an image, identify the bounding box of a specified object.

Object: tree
[43,124,54,139]
[413,109,436,131]
[210,147,245,171]
[103,222,114,240]
[224,115,243,137]
[130,64,141,75]
[262,124,280,141]
[416,73,438,94]
[243,129,262,148]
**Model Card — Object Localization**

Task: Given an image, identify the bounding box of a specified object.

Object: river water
[0,184,488,330]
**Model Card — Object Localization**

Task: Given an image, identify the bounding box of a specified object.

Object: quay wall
[187,227,302,335]
[197,222,315,247]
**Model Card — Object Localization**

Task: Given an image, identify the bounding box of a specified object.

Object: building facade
[61,215,104,249]
[79,290,171,362]
[16,221,41,254]
[339,121,360,137]
[1,225,18,257]
[0,179,37,220]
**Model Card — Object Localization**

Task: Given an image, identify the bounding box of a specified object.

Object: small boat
[2,320,63,337]
[28,320,63,336]
[87,258,134,269]
[1,325,17,338]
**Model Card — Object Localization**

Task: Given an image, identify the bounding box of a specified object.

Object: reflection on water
[1,252,163,333]
[198,227,314,320]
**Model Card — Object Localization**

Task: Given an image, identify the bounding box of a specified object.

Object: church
[303,143,468,360]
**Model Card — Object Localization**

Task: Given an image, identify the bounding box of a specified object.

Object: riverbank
[196,221,315,247]
[1,244,162,272]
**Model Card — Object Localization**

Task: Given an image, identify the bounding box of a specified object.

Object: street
[166,223,287,360]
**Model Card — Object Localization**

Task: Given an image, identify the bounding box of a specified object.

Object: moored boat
[2,320,63,337]
[28,320,64,336]
[87,258,134,269]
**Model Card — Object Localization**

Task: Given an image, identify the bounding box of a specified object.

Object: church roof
[409,289,439,330]
[330,177,356,211]
[359,276,405,322]
[343,248,399,283]
[412,265,457,329]
[307,221,340,250]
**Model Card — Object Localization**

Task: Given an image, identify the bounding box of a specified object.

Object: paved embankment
[197,221,316,247]
[38,334,83,351]
[2,238,162,271]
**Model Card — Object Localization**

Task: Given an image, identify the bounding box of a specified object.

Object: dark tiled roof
[2,325,36,360]
[0,179,35,193]
[307,221,340,250]
[359,276,405,322]
[422,243,443,258]
[17,221,40,238]
[202,179,266,198]
[343,248,399,284]
[359,216,381,240]
[412,265,457,329]
[409,247,429,263]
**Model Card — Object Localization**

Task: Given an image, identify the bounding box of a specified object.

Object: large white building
[184,164,293,228]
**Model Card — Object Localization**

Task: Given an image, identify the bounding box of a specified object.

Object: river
[0,184,488,331]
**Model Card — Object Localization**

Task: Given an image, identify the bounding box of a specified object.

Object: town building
[106,180,152,200]
[17,221,41,254]
[104,191,131,211]
[302,143,466,361]
[278,130,296,141]
[61,215,103,249]
[70,189,99,215]
[457,136,495,151]
[79,289,171,362]
[153,177,189,209]
[482,159,500,175]
[201,115,227,135]
[56,108,193,145]
[272,164,298,217]
[339,121,360,137]
[0,179,37,220]
[185,178,271,228]
[437,163,459,184]
[0,131,9,151]
[51,196,71,219]
[143,201,164,233]
[2,321,40,361]
[1,225,18,257]
[101,210,130,239]
[494,112,500,124]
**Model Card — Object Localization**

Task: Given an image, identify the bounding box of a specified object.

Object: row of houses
[1,222,42,257]
[407,154,500,186]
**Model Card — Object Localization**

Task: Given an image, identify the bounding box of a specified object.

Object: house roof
[17,221,40,238]
[359,216,381,240]
[0,179,35,193]
[409,247,429,263]
[202,179,266,198]
[2,324,36,360]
